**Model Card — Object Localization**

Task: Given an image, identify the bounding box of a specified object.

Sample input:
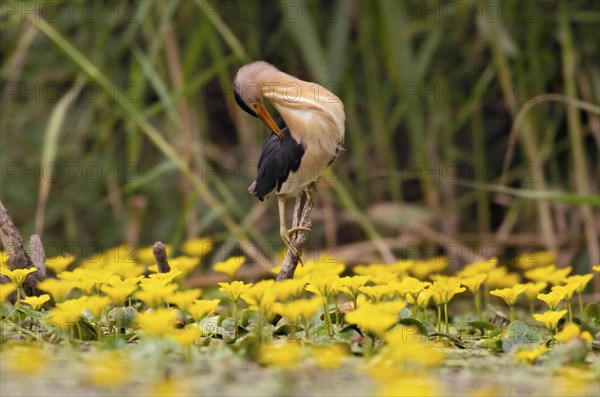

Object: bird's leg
[278,195,304,264]
[286,188,313,236]
[304,182,316,204]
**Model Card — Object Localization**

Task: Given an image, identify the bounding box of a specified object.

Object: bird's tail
[248,181,265,201]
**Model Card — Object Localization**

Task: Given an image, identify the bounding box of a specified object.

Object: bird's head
[234,61,283,138]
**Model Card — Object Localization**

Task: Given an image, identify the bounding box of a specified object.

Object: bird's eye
[252,103,257,109]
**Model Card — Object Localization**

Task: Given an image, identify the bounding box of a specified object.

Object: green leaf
[478,331,504,352]
[198,315,220,336]
[572,317,599,336]
[273,324,304,336]
[467,320,497,335]
[335,324,361,342]
[308,321,337,343]
[502,321,541,352]
[398,318,428,336]
[399,307,414,319]
[584,303,600,325]
[16,306,47,321]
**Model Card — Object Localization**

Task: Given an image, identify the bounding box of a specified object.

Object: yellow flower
[490,284,526,306]
[393,276,431,299]
[213,256,246,278]
[556,323,594,343]
[429,274,460,284]
[51,298,87,329]
[1,283,16,303]
[45,255,75,273]
[338,276,369,302]
[408,257,448,279]
[167,256,200,274]
[146,269,183,283]
[368,272,399,285]
[259,341,301,369]
[311,344,348,370]
[415,289,432,309]
[358,284,393,302]
[515,251,555,270]
[376,375,440,397]
[79,295,111,318]
[187,299,220,320]
[390,259,414,274]
[593,265,600,272]
[0,267,37,287]
[0,251,8,265]
[525,265,572,285]
[38,279,76,302]
[548,266,573,285]
[460,274,487,294]
[551,283,578,301]
[514,345,547,364]
[272,279,307,301]
[270,264,283,276]
[135,282,178,308]
[168,325,203,347]
[486,267,521,289]
[111,276,144,287]
[295,258,345,279]
[274,297,322,323]
[563,274,594,294]
[428,281,466,305]
[240,279,275,304]
[101,284,138,305]
[523,282,548,301]
[240,280,277,316]
[136,308,177,337]
[86,351,130,388]
[21,294,50,310]
[457,258,497,277]
[533,310,567,332]
[167,289,203,311]
[146,379,186,397]
[181,237,213,258]
[218,281,253,302]
[58,268,118,293]
[353,263,394,277]
[555,323,593,344]
[537,290,565,311]
[383,327,445,367]
[305,275,340,297]
[345,302,403,336]
[3,345,47,374]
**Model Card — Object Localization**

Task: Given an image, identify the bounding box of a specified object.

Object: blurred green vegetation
[1,1,599,273]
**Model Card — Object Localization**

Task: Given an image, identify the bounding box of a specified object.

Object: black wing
[249,118,306,201]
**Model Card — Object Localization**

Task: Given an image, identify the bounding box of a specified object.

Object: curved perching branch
[276,188,315,280]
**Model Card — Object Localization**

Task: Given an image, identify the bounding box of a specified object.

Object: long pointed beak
[256,102,283,139]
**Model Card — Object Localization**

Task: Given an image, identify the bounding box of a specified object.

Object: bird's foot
[287,226,311,236]
[280,228,305,266]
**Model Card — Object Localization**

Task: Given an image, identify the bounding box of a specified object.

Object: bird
[233,61,345,261]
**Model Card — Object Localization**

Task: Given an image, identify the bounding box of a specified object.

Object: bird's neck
[258,72,345,155]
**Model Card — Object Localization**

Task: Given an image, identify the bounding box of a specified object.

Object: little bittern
[233,61,345,261]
